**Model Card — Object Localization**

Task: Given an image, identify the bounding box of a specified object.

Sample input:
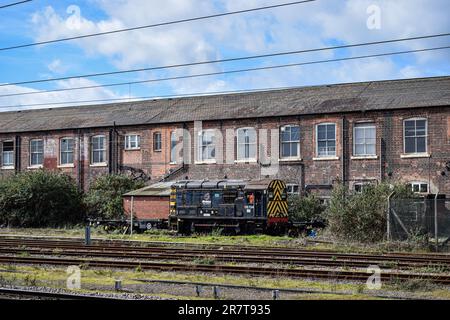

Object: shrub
[0,170,84,227]
[288,194,325,222]
[84,174,144,220]
[325,183,416,243]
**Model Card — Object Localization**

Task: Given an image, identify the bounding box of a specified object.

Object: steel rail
[0,255,449,284]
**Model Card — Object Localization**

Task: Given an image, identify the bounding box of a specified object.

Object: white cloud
[13,0,448,108]
[0,78,130,112]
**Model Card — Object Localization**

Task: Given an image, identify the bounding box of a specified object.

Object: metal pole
[130,196,134,236]
[85,224,91,245]
[435,191,439,252]
[387,191,395,241]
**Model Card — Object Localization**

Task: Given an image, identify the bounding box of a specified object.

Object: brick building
[0,76,449,197]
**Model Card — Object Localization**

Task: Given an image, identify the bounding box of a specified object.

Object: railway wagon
[123,182,173,230]
[168,179,289,234]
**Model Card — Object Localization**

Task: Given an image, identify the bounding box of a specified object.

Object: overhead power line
[0,0,315,51]
[0,0,32,9]
[0,45,448,99]
[1,32,449,88]
[0,46,449,110]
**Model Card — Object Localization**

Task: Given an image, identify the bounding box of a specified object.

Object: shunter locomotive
[168,179,289,234]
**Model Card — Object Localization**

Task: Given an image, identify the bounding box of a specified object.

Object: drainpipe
[14,135,21,173]
[435,191,439,251]
[341,117,347,186]
[77,129,83,191]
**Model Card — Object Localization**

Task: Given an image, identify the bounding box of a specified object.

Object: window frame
[90,135,106,165]
[124,134,141,150]
[236,127,257,162]
[59,137,75,166]
[353,123,376,157]
[29,138,44,167]
[170,131,177,164]
[403,118,428,155]
[197,129,216,163]
[286,184,300,196]
[153,132,162,152]
[409,181,429,194]
[316,123,336,158]
[280,125,300,160]
[1,140,14,168]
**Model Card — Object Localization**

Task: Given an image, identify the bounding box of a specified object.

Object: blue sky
[0,0,449,111]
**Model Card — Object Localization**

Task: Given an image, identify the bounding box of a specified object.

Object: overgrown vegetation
[0,170,84,227]
[83,174,144,220]
[325,183,416,243]
[288,194,325,222]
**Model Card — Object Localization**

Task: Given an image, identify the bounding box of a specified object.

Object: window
[409,182,429,193]
[316,123,336,157]
[125,134,140,150]
[30,139,43,166]
[60,138,74,165]
[280,125,300,159]
[404,118,427,154]
[91,135,106,164]
[237,128,257,161]
[198,130,215,162]
[354,182,371,193]
[153,132,162,151]
[286,184,300,196]
[170,131,177,163]
[1,141,14,167]
[353,123,376,156]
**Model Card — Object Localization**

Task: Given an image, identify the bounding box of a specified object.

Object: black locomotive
[168,179,290,234]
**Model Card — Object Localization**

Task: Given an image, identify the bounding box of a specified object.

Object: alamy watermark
[66,265,81,290]
[366,4,381,30]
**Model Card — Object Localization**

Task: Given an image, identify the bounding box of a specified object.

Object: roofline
[0,104,447,135]
[0,75,448,116]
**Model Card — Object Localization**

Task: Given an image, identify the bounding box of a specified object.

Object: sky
[0,0,449,112]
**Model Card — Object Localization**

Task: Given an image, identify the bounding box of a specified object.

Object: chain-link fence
[388,197,450,249]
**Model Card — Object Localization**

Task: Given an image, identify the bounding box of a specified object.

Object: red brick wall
[1,106,449,195]
[123,196,169,220]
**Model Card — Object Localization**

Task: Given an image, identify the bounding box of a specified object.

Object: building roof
[0,76,449,134]
[123,182,174,197]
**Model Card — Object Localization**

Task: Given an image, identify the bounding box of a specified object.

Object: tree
[325,182,416,243]
[0,170,84,227]
[84,174,144,220]
[288,194,325,223]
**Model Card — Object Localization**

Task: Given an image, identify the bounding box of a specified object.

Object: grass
[0,263,448,299]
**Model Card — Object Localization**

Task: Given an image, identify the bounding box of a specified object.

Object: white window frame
[29,139,44,167]
[353,123,376,156]
[1,140,14,169]
[124,134,140,150]
[90,135,106,165]
[403,118,427,155]
[170,131,177,164]
[409,182,429,194]
[286,184,300,196]
[280,125,300,160]
[198,129,216,163]
[353,182,372,194]
[316,123,336,158]
[59,137,74,166]
[236,127,257,162]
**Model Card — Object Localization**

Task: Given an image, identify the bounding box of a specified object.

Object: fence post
[435,192,439,252]
[387,191,395,241]
[85,224,91,245]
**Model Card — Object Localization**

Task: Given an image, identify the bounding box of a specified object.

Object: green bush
[84,174,144,220]
[0,170,84,227]
[325,183,415,243]
[288,194,325,222]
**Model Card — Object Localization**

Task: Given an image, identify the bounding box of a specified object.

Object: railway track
[0,255,449,285]
[0,287,125,300]
[0,238,449,269]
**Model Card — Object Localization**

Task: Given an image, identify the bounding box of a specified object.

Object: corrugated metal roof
[123,182,173,197]
[0,76,449,134]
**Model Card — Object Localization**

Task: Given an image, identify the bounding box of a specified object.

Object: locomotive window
[212,192,222,207]
[223,191,237,204]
